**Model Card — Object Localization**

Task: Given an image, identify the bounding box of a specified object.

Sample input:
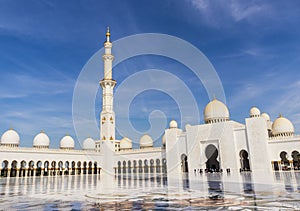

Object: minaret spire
[100,27,116,142]
[106,26,110,42]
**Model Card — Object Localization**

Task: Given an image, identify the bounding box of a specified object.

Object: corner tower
[100,27,116,142]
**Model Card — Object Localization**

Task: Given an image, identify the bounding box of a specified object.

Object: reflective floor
[0,171,300,210]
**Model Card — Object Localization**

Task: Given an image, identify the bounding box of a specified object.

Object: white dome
[272,115,294,137]
[120,137,132,150]
[140,134,153,148]
[60,135,75,149]
[162,134,166,146]
[82,137,95,150]
[1,129,20,146]
[185,124,191,131]
[250,107,261,117]
[33,131,50,148]
[261,112,270,121]
[169,120,178,128]
[204,98,229,123]
[261,112,272,130]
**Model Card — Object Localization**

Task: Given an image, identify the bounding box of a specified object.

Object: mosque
[1,29,300,179]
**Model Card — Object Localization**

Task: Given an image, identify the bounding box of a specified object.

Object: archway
[83,161,87,174]
[93,162,98,174]
[77,161,81,175]
[58,161,63,175]
[280,151,290,170]
[64,161,70,175]
[10,160,18,177]
[138,160,143,173]
[122,161,126,174]
[71,161,76,175]
[156,159,161,173]
[51,161,56,176]
[117,161,121,174]
[292,151,300,170]
[36,161,42,176]
[1,160,9,177]
[181,154,189,173]
[144,160,149,173]
[150,159,154,173]
[240,150,251,171]
[44,161,49,176]
[28,160,35,177]
[20,160,27,177]
[205,144,220,172]
[133,160,137,174]
[88,161,92,174]
[162,158,167,173]
[127,161,131,174]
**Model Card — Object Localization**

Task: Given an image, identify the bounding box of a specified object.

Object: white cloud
[186,0,274,27]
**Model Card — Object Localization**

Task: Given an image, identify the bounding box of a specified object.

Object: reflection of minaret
[100,27,116,142]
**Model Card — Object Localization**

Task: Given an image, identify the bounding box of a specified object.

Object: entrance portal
[205,144,220,172]
[240,150,251,171]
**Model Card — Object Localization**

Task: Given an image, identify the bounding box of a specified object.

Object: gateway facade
[1,30,299,178]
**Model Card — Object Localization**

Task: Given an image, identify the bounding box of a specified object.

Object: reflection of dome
[272,115,294,137]
[162,134,166,146]
[120,137,132,150]
[82,137,95,150]
[261,112,270,121]
[140,134,153,148]
[60,135,75,149]
[169,120,178,128]
[204,98,229,123]
[250,107,260,117]
[33,131,50,148]
[1,129,20,147]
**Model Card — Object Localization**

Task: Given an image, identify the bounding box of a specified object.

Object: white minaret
[100,27,116,142]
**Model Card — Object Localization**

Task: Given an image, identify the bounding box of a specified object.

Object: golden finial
[106,26,110,42]
[279,113,283,117]
[41,130,45,133]
[213,94,216,100]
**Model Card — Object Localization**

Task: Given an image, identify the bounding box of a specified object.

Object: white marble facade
[1,29,300,179]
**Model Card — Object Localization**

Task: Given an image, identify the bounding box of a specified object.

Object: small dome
[272,115,294,137]
[82,137,95,150]
[261,112,272,130]
[204,98,229,123]
[250,107,261,117]
[162,134,166,146]
[60,135,75,149]
[140,134,153,148]
[1,129,20,147]
[169,120,178,128]
[33,131,50,148]
[185,124,191,131]
[120,137,132,150]
[261,112,270,121]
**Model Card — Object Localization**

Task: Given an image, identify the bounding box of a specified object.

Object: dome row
[0,130,95,150]
[249,107,294,137]
[119,134,154,151]
[203,98,295,137]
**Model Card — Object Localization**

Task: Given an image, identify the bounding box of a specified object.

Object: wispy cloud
[187,0,274,27]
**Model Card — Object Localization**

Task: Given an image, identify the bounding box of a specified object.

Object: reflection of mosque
[1,29,300,181]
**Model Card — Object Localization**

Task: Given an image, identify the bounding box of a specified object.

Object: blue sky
[0,0,300,148]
